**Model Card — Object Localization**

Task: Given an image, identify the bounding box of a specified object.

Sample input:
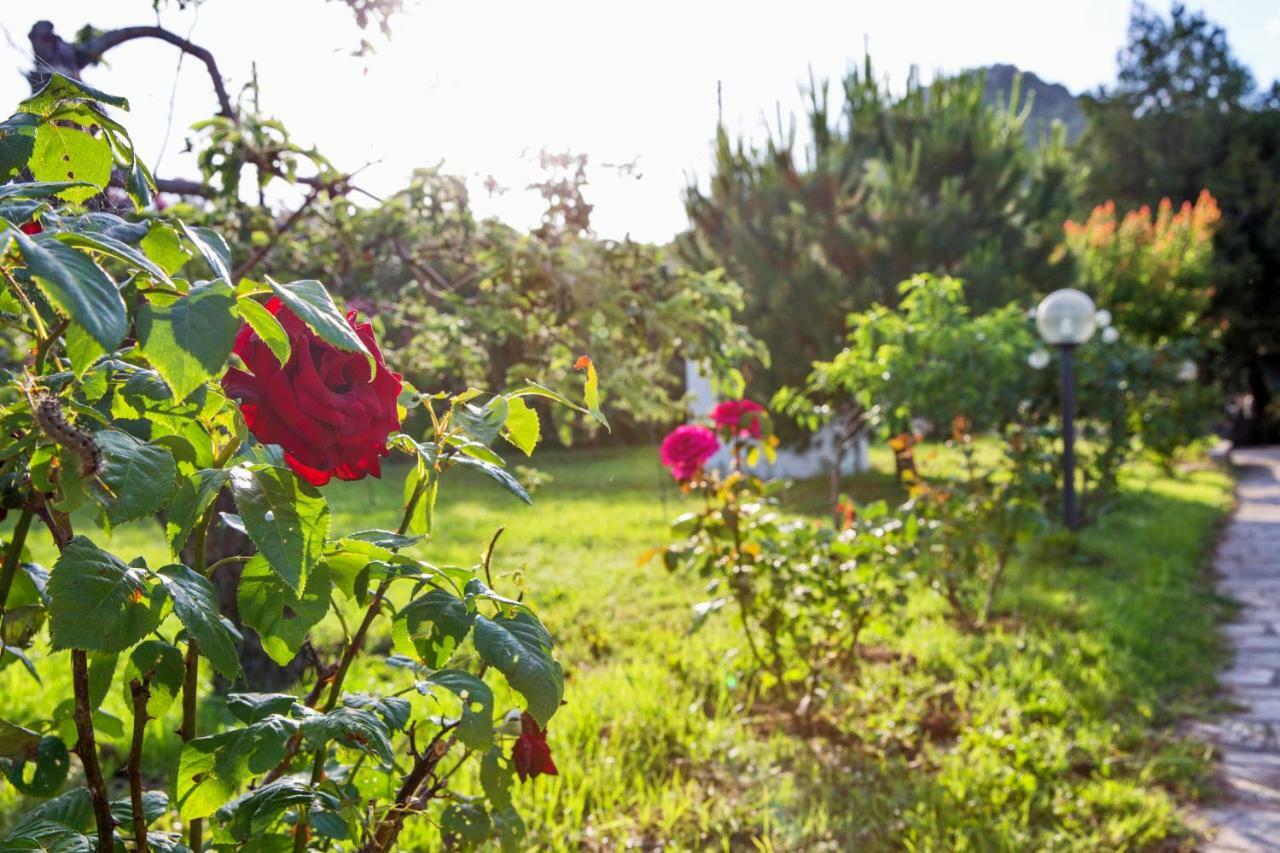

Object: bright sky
[2,1,1279,242]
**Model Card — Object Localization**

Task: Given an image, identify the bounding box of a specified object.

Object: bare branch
[77,25,235,119]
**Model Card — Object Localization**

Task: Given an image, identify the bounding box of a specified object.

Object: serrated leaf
[122,639,185,718]
[215,779,313,842]
[176,715,299,822]
[138,281,240,400]
[226,692,302,725]
[480,746,514,809]
[502,396,540,456]
[93,430,177,524]
[157,565,241,680]
[456,397,508,447]
[229,465,329,594]
[299,705,393,764]
[473,611,563,727]
[455,455,532,505]
[11,228,126,350]
[22,73,129,114]
[237,555,330,667]
[140,223,191,275]
[341,694,411,732]
[420,670,494,751]
[0,719,40,760]
[178,221,232,282]
[87,652,117,711]
[47,537,161,653]
[392,589,474,668]
[166,468,231,554]
[441,801,491,846]
[65,321,106,379]
[29,124,109,203]
[237,296,290,366]
[265,277,371,365]
[54,230,174,287]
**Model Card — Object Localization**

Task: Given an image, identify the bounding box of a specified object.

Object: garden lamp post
[1035,288,1098,531]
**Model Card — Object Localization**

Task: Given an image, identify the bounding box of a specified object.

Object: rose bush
[222,296,402,485]
[0,76,603,853]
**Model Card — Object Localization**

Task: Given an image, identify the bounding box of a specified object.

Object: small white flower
[1028,349,1051,370]
[1178,360,1199,382]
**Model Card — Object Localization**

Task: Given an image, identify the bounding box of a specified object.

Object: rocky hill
[979,63,1086,144]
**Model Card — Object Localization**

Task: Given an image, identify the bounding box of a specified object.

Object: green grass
[0,445,1235,850]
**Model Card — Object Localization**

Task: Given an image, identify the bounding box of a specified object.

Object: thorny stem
[129,678,152,853]
[0,265,48,342]
[182,506,216,852]
[361,723,458,853]
[73,650,116,853]
[289,481,429,850]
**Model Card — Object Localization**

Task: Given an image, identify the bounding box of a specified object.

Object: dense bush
[0,77,602,852]
[654,402,912,707]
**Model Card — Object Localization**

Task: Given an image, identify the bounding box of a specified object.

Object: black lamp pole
[1059,343,1078,531]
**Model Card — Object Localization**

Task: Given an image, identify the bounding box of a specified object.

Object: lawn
[0,444,1235,850]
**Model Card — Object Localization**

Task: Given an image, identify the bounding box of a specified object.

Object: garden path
[1193,447,1280,851]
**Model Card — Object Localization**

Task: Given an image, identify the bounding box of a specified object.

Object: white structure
[684,360,869,479]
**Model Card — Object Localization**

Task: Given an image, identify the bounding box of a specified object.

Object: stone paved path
[1191,447,1280,851]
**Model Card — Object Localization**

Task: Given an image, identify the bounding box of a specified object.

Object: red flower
[222,298,402,486]
[19,221,42,235]
[511,712,557,781]
[711,399,766,438]
[659,424,719,482]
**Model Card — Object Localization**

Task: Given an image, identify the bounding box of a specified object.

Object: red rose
[711,399,766,438]
[19,221,42,235]
[659,424,719,482]
[511,712,557,781]
[222,298,402,486]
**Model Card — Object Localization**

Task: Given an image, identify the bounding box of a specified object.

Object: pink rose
[659,424,719,482]
[711,399,766,438]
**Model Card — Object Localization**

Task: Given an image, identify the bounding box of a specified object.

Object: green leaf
[441,801,492,847]
[265,277,371,363]
[140,223,192,275]
[157,565,241,680]
[341,694,411,732]
[29,124,110,203]
[0,180,93,200]
[237,296,291,366]
[456,397,508,447]
[298,705,393,764]
[473,611,563,727]
[420,670,494,751]
[122,640,185,718]
[87,652,118,711]
[502,396,540,456]
[2,735,69,796]
[344,529,423,550]
[392,589,475,668]
[22,73,130,114]
[177,716,299,822]
[11,228,126,350]
[47,537,161,653]
[93,430,177,525]
[226,692,303,724]
[65,321,106,379]
[480,746,514,809]
[237,555,330,666]
[138,281,240,400]
[230,465,330,594]
[215,779,312,842]
[166,468,231,554]
[178,221,232,282]
[0,719,40,760]
[455,455,532,505]
[53,230,174,287]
